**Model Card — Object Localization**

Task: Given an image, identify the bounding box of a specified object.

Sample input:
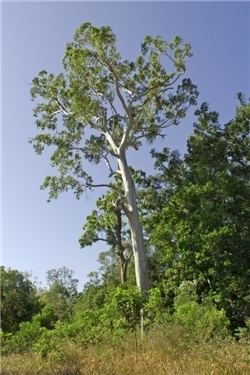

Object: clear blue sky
[2,1,249,290]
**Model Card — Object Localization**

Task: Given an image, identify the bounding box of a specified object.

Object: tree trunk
[117,150,149,292]
[120,259,128,285]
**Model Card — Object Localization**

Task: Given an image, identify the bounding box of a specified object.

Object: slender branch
[55,97,71,116]
[134,133,165,142]
[103,130,118,154]
[119,122,133,151]
[119,74,182,149]
[133,120,173,141]
[126,251,133,262]
[114,81,131,119]
[69,146,85,153]
[89,53,134,151]
[162,73,182,94]
[134,73,182,103]
[94,237,109,243]
[103,60,131,118]
[88,118,104,132]
[102,153,114,174]
[106,95,118,116]
[96,56,132,121]
[50,110,61,118]
[86,183,112,189]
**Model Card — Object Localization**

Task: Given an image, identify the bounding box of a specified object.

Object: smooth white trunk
[118,150,149,292]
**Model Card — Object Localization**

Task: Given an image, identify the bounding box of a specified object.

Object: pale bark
[113,206,129,285]
[117,150,149,292]
[120,259,128,285]
[102,87,149,291]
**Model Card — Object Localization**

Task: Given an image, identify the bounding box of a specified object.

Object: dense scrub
[2,326,249,375]
[1,279,249,374]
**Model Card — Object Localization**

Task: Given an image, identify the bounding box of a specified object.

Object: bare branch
[102,153,114,174]
[114,81,131,119]
[87,118,104,132]
[50,110,61,117]
[55,97,72,116]
[103,130,118,154]
[134,133,166,142]
[106,95,118,116]
[94,237,109,243]
[86,183,112,189]
[163,73,182,91]
[126,251,133,262]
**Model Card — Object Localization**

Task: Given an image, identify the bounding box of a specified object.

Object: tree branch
[97,56,132,122]
[94,237,109,243]
[55,97,72,116]
[102,153,114,174]
[106,95,118,116]
[88,118,104,132]
[86,183,112,189]
[103,130,119,154]
[126,251,133,262]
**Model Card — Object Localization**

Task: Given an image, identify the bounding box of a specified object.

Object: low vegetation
[1,326,249,375]
[1,274,249,374]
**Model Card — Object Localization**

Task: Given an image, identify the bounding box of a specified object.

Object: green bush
[33,304,58,329]
[235,318,250,341]
[1,266,40,333]
[104,287,143,331]
[1,320,46,355]
[33,321,70,358]
[173,281,229,339]
[144,287,171,326]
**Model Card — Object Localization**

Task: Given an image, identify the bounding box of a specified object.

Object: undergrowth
[2,325,249,375]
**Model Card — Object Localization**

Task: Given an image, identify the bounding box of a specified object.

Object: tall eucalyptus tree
[30,23,198,292]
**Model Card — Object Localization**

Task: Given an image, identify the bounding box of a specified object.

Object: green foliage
[74,285,143,336]
[30,22,197,201]
[73,278,108,313]
[105,287,143,331]
[3,99,249,358]
[173,281,229,339]
[149,101,250,328]
[144,287,171,325]
[79,187,133,285]
[0,267,40,333]
[30,22,198,295]
[40,267,78,321]
[1,320,46,355]
[46,267,78,297]
[33,304,58,329]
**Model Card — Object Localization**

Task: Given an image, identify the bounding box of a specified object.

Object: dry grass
[1,327,249,375]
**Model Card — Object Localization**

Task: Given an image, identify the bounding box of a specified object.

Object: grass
[1,326,249,375]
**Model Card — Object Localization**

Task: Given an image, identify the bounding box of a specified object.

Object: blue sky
[2,1,249,290]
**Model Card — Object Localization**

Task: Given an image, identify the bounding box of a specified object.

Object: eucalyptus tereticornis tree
[30,23,198,293]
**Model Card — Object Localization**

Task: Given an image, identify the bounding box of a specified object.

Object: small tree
[79,188,133,285]
[0,266,40,332]
[40,267,78,321]
[30,23,198,292]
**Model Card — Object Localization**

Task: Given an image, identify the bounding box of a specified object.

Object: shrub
[33,303,58,329]
[104,287,143,331]
[173,281,229,339]
[1,320,46,355]
[144,287,171,326]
